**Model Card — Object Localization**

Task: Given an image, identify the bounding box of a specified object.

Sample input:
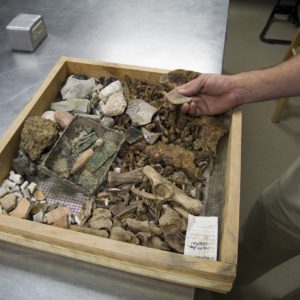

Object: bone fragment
[71,148,94,174]
[69,225,109,238]
[108,168,145,187]
[126,218,162,235]
[110,226,139,244]
[143,166,202,215]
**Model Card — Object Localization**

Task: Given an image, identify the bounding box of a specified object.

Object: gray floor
[196,0,300,299]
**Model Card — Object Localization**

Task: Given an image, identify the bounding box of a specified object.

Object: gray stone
[126,99,158,126]
[61,75,97,100]
[142,127,162,144]
[100,116,115,128]
[126,127,143,144]
[51,98,91,114]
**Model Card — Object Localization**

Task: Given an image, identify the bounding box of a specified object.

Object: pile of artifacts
[0,70,228,254]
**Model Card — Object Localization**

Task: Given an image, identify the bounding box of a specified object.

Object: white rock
[22,188,31,199]
[51,98,91,114]
[99,92,127,117]
[99,81,122,100]
[0,186,9,198]
[2,179,17,188]
[41,111,56,122]
[9,171,24,185]
[33,210,44,223]
[20,181,29,191]
[27,182,37,194]
[61,75,97,100]
[100,116,115,128]
[126,99,158,126]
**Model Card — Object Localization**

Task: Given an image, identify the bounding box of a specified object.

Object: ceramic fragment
[126,99,158,126]
[9,198,31,219]
[0,193,17,212]
[163,90,192,105]
[45,206,71,224]
[126,127,143,144]
[54,111,74,129]
[53,214,69,228]
[61,75,97,100]
[141,127,161,144]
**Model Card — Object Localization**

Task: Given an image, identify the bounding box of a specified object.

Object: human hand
[174,74,240,116]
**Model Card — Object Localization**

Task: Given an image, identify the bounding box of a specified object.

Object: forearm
[233,54,300,105]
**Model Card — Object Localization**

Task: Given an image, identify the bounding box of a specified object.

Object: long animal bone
[108,168,145,187]
[143,166,203,215]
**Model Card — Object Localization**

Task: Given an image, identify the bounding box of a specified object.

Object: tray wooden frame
[0,57,241,293]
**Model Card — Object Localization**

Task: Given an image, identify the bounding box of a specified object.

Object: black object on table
[260,0,300,45]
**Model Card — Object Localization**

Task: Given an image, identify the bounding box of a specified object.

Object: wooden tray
[0,57,242,293]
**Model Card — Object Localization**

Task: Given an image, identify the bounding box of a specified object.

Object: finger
[181,103,190,114]
[188,102,197,116]
[176,75,205,96]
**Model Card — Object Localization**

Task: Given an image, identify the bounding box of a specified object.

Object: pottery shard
[53,214,69,229]
[45,206,71,224]
[98,81,127,117]
[163,90,192,105]
[61,75,97,100]
[54,111,74,129]
[20,116,59,161]
[0,193,17,212]
[126,99,158,126]
[89,208,112,231]
[145,142,198,177]
[9,198,31,219]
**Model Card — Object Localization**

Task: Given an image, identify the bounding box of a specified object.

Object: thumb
[176,75,205,97]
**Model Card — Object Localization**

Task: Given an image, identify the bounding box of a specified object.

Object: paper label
[184,215,218,260]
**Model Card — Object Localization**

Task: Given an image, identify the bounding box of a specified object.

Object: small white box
[6,13,47,52]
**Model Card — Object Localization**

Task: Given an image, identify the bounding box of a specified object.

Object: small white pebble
[74,213,81,225]
[113,167,121,173]
[9,171,24,185]
[27,182,37,194]
[20,181,29,191]
[2,179,17,188]
[0,186,9,198]
[14,192,23,199]
[104,198,109,207]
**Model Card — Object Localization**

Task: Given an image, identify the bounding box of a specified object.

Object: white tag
[184,215,218,260]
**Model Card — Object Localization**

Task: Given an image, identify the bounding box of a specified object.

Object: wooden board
[0,57,242,293]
